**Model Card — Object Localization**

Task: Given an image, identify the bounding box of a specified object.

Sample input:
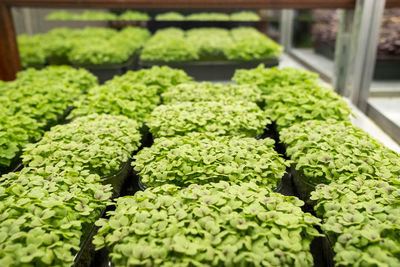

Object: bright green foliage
[46,10,117,20]
[141,27,281,62]
[134,133,288,188]
[13,65,98,92]
[116,26,151,47]
[68,38,134,65]
[94,182,321,266]
[34,27,118,65]
[0,167,112,267]
[226,28,282,61]
[230,11,261,21]
[147,101,269,138]
[0,66,97,171]
[0,115,41,169]
[109,66,193,94]
[17,35,47,68]
[18,27,150,66]
[68,27,150,65]
[70,81,160,123]
[161,82,262,104]
[118,11,150,20]
[141,28,199,62]
[264,84,351,130]
[155,12,185,21]
[233,65,319,95]
[280,120,400,185]
[186,28,233,60]
[311,178,400,266]
[186,12,230,21]
[22,114,142,177]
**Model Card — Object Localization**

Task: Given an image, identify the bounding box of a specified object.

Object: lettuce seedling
[230,11,261,21]
[233,65,319,96]
[0,66,97,171]
[311,177,400,266]
[109,65,193,94]
[226,27,282,61]
[0,167,112,267]
[155,12,185,21]
[94,181,321,266]
[280,120,400,185]
[134,133,288,188]
[264,84,351,130]
[161,82,262,104]
[118,11,150,21]
[147,101,270,138]
[22,114,142,177]
[186,12,230,21]
[70,83,160,123]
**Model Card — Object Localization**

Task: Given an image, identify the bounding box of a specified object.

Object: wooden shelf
[4,0,357,9]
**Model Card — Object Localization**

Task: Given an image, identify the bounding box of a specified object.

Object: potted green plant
[161,82,262,105]
[94,181,321,266]
[0,167,113,267]
[140,27,281,80]
[134,133,288,189]
[233,65,319,96]
[109,65,193,95]
[263,84,352,131]
[310,177,400,266]
[22,114,142,194]
[69,83,160,123]
[147,101,269,138]
[0,66,97,175]
[280,120,400,202]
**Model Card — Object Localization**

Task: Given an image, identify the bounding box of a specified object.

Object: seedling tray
[314,41,400,80]
[139,58,279,81]
[72,209,106,267]
[73,54,138,84]
[291,165,319,206]
[147,20,256,32]
[321,233,335,267]
[101,160,132,198]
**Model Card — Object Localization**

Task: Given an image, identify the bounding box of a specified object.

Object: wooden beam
[386,0,400,8]
[0,4,21,81]
[4,0,357,9]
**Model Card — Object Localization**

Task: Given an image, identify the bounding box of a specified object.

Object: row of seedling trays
[1,64,398,267]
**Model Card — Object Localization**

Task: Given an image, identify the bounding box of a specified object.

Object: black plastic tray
[0,158,23,176]
[147,20,256,32]
[321,233,335,267]
[72,208,106,267]
[291,165,319,206]
[73,53,138,84]
[139,58,279,81]
[314,41,400,80]
[101,160,132,198]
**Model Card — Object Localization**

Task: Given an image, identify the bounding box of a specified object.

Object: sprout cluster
[147,101,269,138]
[280,120,400,185]
[134,133,288,188]
[94,182,321,267]
[311,177,400,266]
[22,114,142,177]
